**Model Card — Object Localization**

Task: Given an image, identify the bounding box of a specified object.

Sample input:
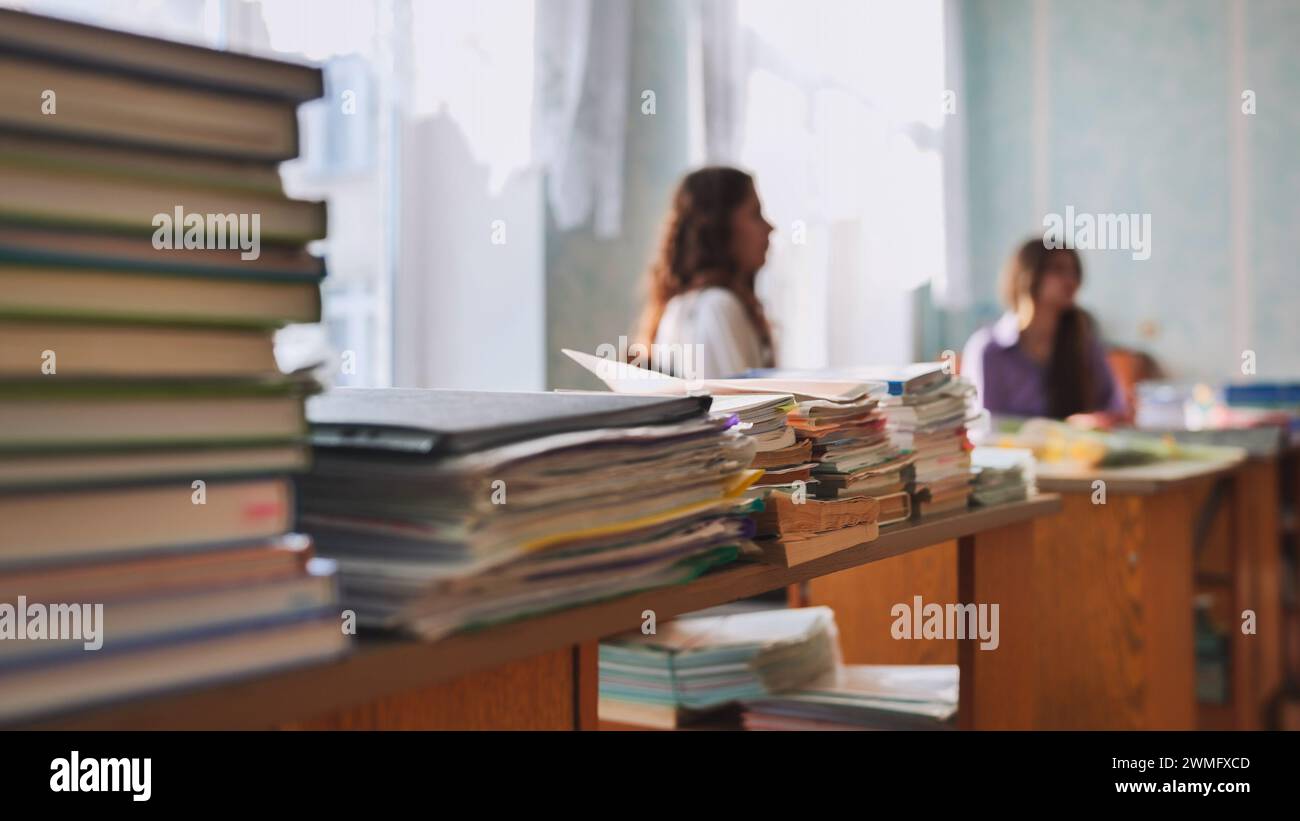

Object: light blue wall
[1247,0,1300,380]
[927,0,1300,381]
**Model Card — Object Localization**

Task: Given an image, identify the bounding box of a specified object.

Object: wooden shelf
[17,495,1061,730]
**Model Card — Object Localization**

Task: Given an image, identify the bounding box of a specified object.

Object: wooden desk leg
[281,644,588,730]
[1139,486,1200,728]
[576,639,600,730]
[1231,460,1283,729]
[958,521,1036,729]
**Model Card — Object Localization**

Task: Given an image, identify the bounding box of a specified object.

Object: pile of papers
[741,664,958,730]
[796,392,914,526]
[564,348,897,560]
[297,388,761,640]
[709,394,810,488]
[721,362,976,520]
[788,388,900,492]
[598,607,839,729]
[969,447,1036,507]
[876,367,976,518]
[985,417,1239,469]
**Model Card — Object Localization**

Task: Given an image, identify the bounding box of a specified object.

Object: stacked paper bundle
[794,390,915,527]
[297,389,761,640]
[564,348,897,561]
[598,607,839,729]
[969,447,1036,507]
[876,369,977,518]
[790,389,894,484]
[0,10,344,723]
[710,394,811,489]
[741,664,958,730]
[747,492,880,567]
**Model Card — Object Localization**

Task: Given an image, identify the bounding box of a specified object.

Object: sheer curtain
[692,0,966,369]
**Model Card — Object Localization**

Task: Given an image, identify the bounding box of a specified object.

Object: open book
[563,348,881,403]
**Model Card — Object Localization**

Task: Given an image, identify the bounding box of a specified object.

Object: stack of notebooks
[969,447,1036,507]
[711,385,908,553]
[731,364,979,519]
[296,388,762,640]
[874,365,976,518]
[0,11,345,723]
[710,393,811,489]
[598,607,839,729]
[741,664,959,730]
[565,349,900,562]
[788,389,914,528]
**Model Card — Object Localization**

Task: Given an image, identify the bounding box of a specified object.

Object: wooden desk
[802,454,1253,729]
[14,496,1061,730]
[1031,460,1240,730]
[1154,427,1288,729]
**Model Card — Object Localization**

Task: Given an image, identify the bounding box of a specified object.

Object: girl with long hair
[634,166,775,379]
[962,237,1126,421]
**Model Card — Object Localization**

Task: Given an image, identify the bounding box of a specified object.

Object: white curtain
[698,0,745,163]
[934,0,972,310]
[533,0,633,238]
[691,0,967,368]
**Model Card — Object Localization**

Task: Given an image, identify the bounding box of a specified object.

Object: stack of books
[1220,382,1300,441]
[566,348,897,562]
[598,607,839,729]
[741,664,958,730]
[874,366,976,518]
[969,447,1036,507]
[710,393,811,489]
[788,388,898,488]
[296,388,762,640]
[749,493,879,567]
[0,10,345,723]
[723,363,977,520]
[789,389,915,527]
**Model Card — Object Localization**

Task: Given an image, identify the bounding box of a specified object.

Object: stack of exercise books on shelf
[874,365,976,518]
[741,386,908,563]
[730,363,981,519]
[563,349,901,563]
[969,447,1036,507]
[296,388,762,640]
[598,606,839,729]
[711,393,809,489]
[788,386,914,531]
[741,664,958,731]
[0,10,344,724]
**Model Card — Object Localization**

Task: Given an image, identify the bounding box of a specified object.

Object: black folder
[307,388,711,456]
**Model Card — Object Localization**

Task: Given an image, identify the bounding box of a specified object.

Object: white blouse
[652,287,769,379]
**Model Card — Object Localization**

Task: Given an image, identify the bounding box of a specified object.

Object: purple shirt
[962,312,1126,418]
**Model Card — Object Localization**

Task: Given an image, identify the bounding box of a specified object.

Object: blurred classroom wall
[921,0,1300,382]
